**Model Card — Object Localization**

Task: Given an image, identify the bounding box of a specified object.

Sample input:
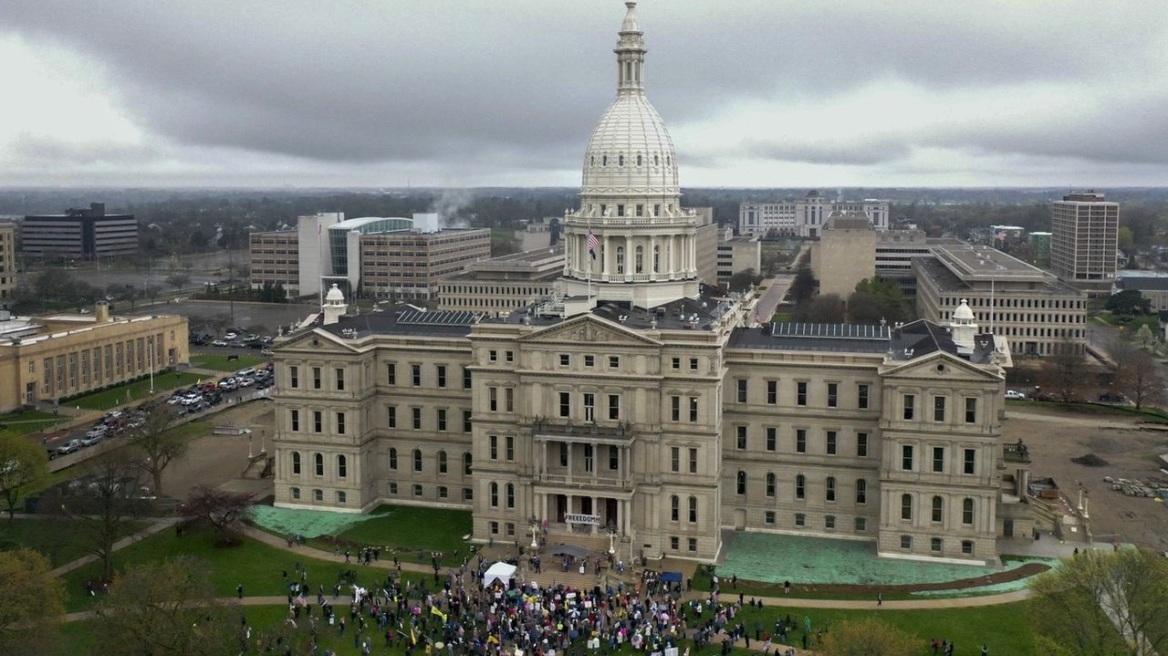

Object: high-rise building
[0,222,16,301]
[21,202,138,262]
[1050,192,1119,294]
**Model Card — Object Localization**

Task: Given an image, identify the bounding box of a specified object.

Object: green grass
[59,525,431,612]
[300,505,473,566]
[189,353,269,372]
[67,372,205,410]
[0,517,150,566]
[0,409,68,438]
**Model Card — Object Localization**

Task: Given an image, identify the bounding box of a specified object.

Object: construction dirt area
[1005,407,1168,553]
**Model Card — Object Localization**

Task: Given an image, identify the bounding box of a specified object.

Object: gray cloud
[1,0,1166,185]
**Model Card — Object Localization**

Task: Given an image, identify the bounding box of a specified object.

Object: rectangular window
[463,410,472,433]
[412,407,421,430]
[796,429,806,453]
[933,446,945,473]
[670,447,680,472]
[671,537,679,550]
[290,409,300,432]
[688,397,698,422]
[437,365,447,388]
[794,513,806,527]
[826,431,837,455]
[584,355,595,368]
[963,449,976,475]
[336,412,346,435]
[687,538,697,552]
[671,357,680,370]
[962,540,974,555]
[489,387,498,412]
[583,393,596,422]
[688,496,697,523]
[412,364,421,386]
[414,484,423,496]
[387,406,396,428]
[737,379,748,403]
[903,394,915,420]
[505,351,513,364]
[934,396,946,422]
[608,394,620,420]
[736,426,747,450]
[767,380,778,404]
[827,383,838,408]
[463,367,472,389]
[559,392,571,418]
[856,432,869,457]
[505,388,514,412]
[765,511,776,525]
[559,443,568,467]
[505,436,515,461]
[313,410,322,433]
[388,483,398,495]
[437,408,447,432]
[965,398,977,424]
[854,517,867,532]
[387,363,396,385]
[688,448,698,474]
[290,366,299,388]
[825,515,836,529]
[796,382,808,406]
[608,355,619,369]
[902,445,914,470]
[489,435,498,460]
[931,538,943,553]
[312,367,321,390]
[689,357,699,372]
[670,396,681,421]
[488,350,497,363]
[335,368,345,391]
[609,446,619,470]
[766,427,777,451]
[900,535,912,550]
[438,486,448,499]
[858,384,869,409]
[559,353,570,367]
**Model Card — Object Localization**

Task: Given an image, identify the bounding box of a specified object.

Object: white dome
[325,283,345,303]
[953,299,974,321]
[581,95,679,196]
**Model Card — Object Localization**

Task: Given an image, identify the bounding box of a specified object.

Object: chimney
[95,301,110,324]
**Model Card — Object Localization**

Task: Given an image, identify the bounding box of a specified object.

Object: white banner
[564,513,600,525]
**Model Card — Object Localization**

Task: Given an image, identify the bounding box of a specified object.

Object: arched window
[856,478,867,504]
[292,452,301,475]
[489,482,498,507]
[654,154,659,166]
[931,496,944,522]
[438,450,448,474]
[670,495,679,521]
[314,453,324,476]
[412,449,422,472]
[962,498,974,525]
[337,454,347,478]
[389,448,397,470]
[795,474,806,499]
[825,476,836,502]
[765,473,776,497]
[602,155,607,166]
[618,154,624,166]
[636,154,643,166]
[736,470,747,495]
[463,452,473,476]
[506,483,515,508]
[901,493,913,520]
[635,245,644,273]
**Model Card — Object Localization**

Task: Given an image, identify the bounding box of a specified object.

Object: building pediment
[881,351,1002,383]
[275,328,362,355]
[518,314,661,347]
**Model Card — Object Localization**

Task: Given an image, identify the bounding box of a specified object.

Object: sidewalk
[50,517,180,577]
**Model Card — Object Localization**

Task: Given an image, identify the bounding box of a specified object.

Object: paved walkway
[50,517,180,577]
[715,589,1029,610]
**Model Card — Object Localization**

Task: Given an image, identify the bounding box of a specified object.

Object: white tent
[481,561,517,589]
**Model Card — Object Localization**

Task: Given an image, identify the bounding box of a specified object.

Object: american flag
[587,231,599,259]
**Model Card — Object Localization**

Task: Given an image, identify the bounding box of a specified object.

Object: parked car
[56,439,82,455]
[80,433,104,447]
[211,339,229,347]
[1004,390,1026,400]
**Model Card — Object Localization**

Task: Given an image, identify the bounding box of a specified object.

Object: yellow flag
[431,605,447,622]
[410,626,417,646]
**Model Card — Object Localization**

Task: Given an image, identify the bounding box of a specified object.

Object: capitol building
[270,2,1028,565]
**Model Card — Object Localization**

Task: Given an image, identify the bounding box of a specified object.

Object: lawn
[300,504,473,566]
[190,353,269,372]
[67,372,205,410]
[0,517,150,567]
[59,525,431,612]
[0,408,68,438]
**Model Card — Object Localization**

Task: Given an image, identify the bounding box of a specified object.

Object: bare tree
[57,449,150,582]
[125,404,186,498]
[1111,341,1165,410]
[166,272,191,290]
[180,486,254,545]
[1040,334,1086,402]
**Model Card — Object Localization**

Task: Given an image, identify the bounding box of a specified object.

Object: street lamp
[607,523,618,555]
[528,516,540,550]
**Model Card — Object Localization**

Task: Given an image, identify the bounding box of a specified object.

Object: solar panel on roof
[770,323,889,340]
[397,310,481,326]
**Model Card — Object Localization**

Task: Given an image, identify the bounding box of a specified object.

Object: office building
[270,2,1021,565]
[1050,192,1119,294]
[0,222,16,300]
[438,246,565,314]
[0,302,188,412]
[739,192,890,238]
[810,216,876,299]
[716,227,762,288]
[21,203,138,261]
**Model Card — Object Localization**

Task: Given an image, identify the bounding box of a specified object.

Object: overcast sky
[1,0,1166,188]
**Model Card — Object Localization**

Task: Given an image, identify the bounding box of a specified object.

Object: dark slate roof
[1115,277,1168,292]
[729,322,892,353]
[887,319,998,365]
